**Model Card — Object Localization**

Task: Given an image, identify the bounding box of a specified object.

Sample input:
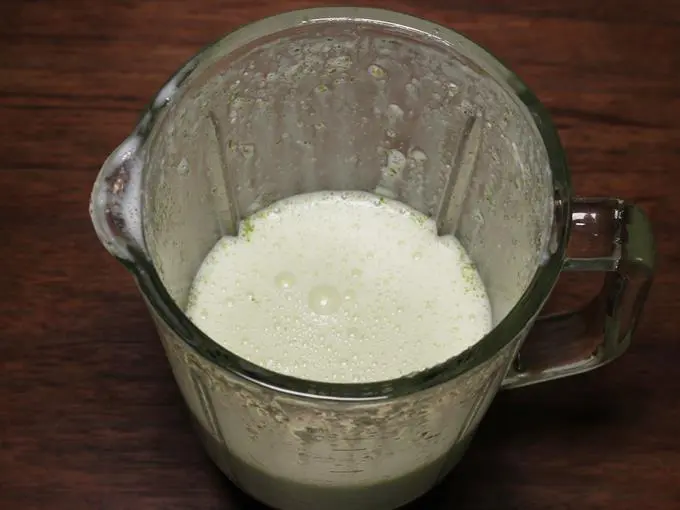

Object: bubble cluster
[186,191,492,383]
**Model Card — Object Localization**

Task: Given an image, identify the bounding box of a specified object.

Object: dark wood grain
[1,1,679,509]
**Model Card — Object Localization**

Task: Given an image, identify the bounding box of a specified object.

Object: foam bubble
[275,271,296,290]
[308,285,341,315]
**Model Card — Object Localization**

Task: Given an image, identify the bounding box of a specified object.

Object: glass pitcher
[89,8,655,510]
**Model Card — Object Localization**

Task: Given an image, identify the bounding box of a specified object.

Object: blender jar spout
[89,135,146,263]
[89,52,199,265]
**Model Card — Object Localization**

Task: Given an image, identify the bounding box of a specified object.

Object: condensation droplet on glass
[178,158,189,175]
[240,143,255,158]
[409,148,428,163]
[385,149,406,175]
[368,64,386,79]
[327,55,352,71]
[386,103,404,123]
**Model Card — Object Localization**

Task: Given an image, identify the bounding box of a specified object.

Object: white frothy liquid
[186,191,492,383]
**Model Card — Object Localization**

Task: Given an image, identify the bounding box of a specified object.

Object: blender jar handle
[502,198,656,389]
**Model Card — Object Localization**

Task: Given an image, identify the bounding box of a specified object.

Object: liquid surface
[186,191,492,383]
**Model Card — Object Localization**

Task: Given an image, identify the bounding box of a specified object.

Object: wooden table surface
[1,1,679,508]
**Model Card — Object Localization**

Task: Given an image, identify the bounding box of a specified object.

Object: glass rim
[118,7,572,402]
